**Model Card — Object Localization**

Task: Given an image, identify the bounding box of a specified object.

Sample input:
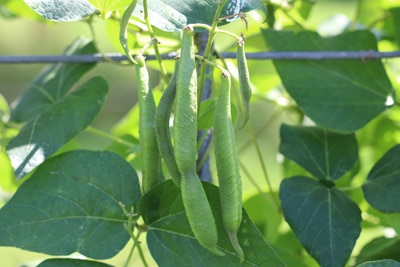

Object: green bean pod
[135,55,165,193]
[214,71,244,262]
[155,61,181,186]
[237,39,252,128]
[174,26,224,256]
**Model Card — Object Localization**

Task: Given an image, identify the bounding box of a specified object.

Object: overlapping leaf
[23,0,95,21]
[262,29,393,132]
[279,124,358,180]
[141,180,286,266]
[37,258,114,267]
[280,176,362,267]
[356,259,400,267]
[7,77,108,179]
[0,150,141,259]
[363,145,400,213]
[132,0,266,32]
[10,37,98,123]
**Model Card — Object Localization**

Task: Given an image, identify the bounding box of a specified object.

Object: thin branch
[1,50,400,64]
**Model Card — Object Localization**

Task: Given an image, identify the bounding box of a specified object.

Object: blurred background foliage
[1,0,400,266]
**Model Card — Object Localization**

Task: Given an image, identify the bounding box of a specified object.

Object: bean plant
[1,0,400,267]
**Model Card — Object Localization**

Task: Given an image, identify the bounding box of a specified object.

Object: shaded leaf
[23,0,95,21]
[11,37,98,123]
[142,180,286,266]
[389,8,400,46]
[356,259,400,267]
[132,0,266,32]
[0,150,141,259]
[262,29,393,132]
[279,124,358,180]
[7,77,108,179]
[280,176,362,267]
[355,236,400,265]
[37,258,114,267]
[363,144,400,213]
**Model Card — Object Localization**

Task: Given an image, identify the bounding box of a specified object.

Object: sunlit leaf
[141,180,286,266]
[23,0,95,21]
[0,150,141,259]
[7,77,108,179]
[280,176,362,267]
[279,124,358,180]
[10,37,98,123]
[262,29,393,132]
[363,144,400,213]
[132,0,266,32]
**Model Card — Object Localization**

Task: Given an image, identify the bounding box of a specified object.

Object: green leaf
[88,0,130,16]
[141,180,286,266]
[390,8,400,47]
[6,77,108,179]
[23,0,96,21]
[0,150,141,259]
[363,144,400,213]
[37,258,114,267]
[262,29,393,132]
[355,237,400,265]
[11,37,98,123]
[132,0,267,32]
[280,176,362,267]
[356,259,400,267]
[279,124,358,181]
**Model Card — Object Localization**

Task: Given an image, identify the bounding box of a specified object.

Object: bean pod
[135,55,165,193]
[214,71,244,262]
[155,61,181,186]
[174,25,224,256]
[237,38,252,128]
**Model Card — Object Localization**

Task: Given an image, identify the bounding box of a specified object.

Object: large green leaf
[23,0,95,21]
[7,77,108,179]
[363,144,400,213]
[0,150,141,259]
[132,0,267,32]
[141,180,286,266]
[355,237,400,265]
[37,258,114,267]
[279,124,358,181]
[262,30,393,132]
[10,37,98,123]
[356,259,400,267]
[280,176,362,267]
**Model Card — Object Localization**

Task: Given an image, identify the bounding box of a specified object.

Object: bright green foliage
[363,145,400,213]
[279,124,358,180]
[11,37,98,123]
[263,30,393,133]
[280,176,362,267]
[143,180,286,267]
[6,77,108,179]
[23,0,95,21]
[0,150,141,259]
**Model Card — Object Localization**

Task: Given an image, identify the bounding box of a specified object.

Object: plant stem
[197,0,228,112]
[86,126,134,147]
[143,0,169,82]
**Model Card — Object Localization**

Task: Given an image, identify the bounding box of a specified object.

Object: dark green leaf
[262,30,393,132]
[7,77,108,179]
[356,259,400,267]
[11,37,98,122]
[37,258,114,267]
[142,180,286,266]
[363,144,400,213]
[0,150,141,259]
[280,176,362,267]
[23,0,96,21]
[355,237,400,265]
[279,124,358,180]
[132,0,267,32]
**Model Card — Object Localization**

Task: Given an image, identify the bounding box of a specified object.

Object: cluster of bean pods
[136,25,251,262]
